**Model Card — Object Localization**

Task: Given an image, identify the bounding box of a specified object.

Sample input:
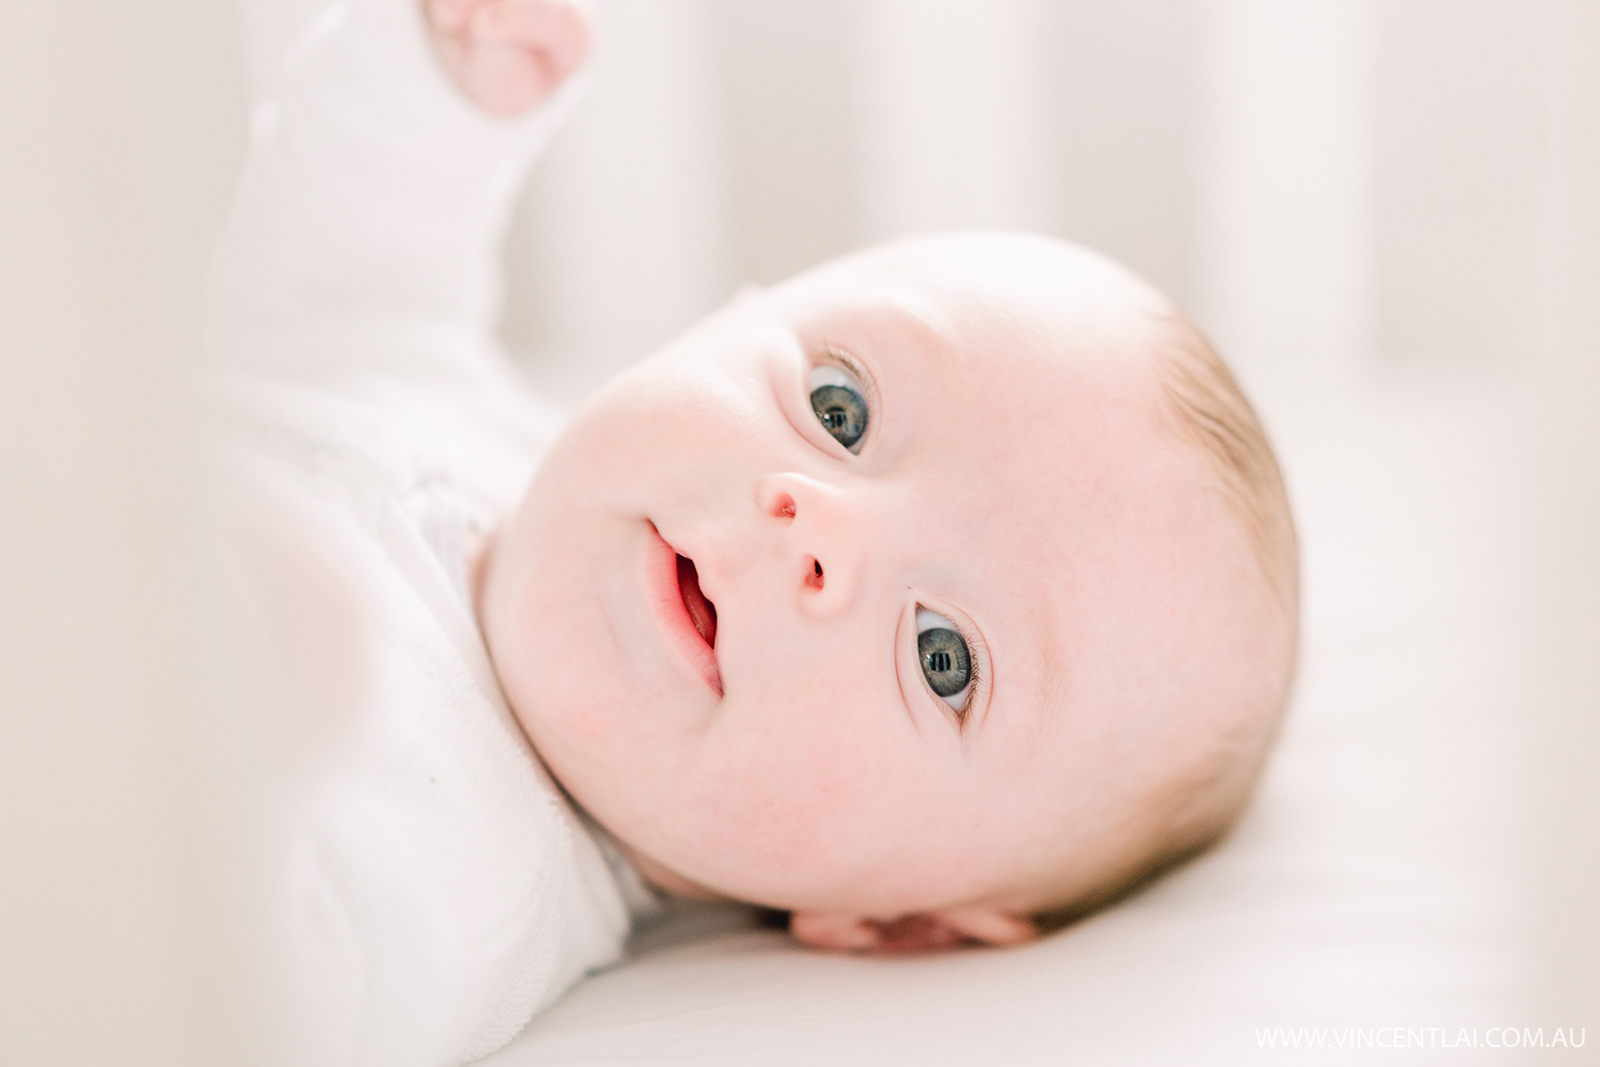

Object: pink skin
[437,2,1285,950]
[478,237,1286,950]
[423,0,591,118]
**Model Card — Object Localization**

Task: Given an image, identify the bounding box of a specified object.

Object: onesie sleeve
[209,0,585,388]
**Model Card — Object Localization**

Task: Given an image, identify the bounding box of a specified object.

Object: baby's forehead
[769,237,1175,403]
[789,233,1166,331]
[802,278,1172,462]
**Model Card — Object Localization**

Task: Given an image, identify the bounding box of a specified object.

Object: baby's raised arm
[209,0,589,386]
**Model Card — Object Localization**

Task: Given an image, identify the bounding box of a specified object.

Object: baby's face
[481,235,1280,926]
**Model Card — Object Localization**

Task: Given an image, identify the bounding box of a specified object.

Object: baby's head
[479,233,1297,949]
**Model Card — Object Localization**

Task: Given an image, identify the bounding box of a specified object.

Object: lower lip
[645,522,723,696]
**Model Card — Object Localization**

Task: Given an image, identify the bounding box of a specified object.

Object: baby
[481,230,1300,951]
[462,4,1298,952]
[216,0,1296,1060]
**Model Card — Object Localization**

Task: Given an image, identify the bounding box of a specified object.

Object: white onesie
[206,2,647,1064]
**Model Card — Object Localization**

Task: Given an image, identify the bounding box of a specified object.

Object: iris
[808,365,868,450]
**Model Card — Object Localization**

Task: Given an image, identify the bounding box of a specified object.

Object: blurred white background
[503,0,1573,408]
[3,1,1595,1064]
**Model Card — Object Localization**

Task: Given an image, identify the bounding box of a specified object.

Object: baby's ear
[790,907,1037,953]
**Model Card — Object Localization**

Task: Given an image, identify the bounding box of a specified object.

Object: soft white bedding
[481,385,1541,1065]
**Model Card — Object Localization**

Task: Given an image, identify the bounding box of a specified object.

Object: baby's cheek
[690,719,881,889]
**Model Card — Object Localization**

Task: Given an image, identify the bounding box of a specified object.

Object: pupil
[917,627,970,698]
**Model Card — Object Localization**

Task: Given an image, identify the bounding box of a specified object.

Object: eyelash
[950,644,982,725]
[825,348,872,396]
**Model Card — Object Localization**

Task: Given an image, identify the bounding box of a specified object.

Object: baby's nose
[757,471,867,618]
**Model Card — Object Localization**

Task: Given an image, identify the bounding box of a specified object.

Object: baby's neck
[614,840,726,902]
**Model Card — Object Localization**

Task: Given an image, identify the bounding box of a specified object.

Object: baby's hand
[423,0,591,118]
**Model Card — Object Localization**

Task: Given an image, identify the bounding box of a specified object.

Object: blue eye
[916,608,972,709]
[808,365,868,452]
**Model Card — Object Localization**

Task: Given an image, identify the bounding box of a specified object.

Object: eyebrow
[870,286,959,351]
[817,288,959,370]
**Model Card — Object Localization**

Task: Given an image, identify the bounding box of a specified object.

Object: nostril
[806,558,824,589]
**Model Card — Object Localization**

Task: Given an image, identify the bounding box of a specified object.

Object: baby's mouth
[676,554,718,649]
